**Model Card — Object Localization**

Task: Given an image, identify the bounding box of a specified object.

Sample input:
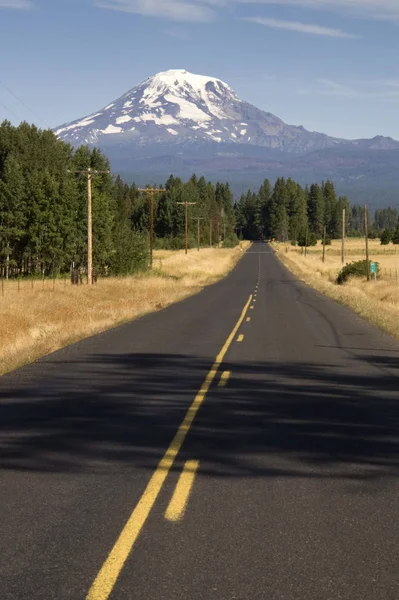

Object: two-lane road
[1,243,398,599]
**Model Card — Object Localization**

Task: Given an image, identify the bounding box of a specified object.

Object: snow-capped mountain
[55,69,399,206]
[55,69,354,153]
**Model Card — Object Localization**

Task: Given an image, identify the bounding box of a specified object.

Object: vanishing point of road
[1,242,398,599]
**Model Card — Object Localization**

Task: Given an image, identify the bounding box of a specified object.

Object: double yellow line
[86,293,253,600]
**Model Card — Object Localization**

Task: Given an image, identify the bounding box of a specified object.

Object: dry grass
[276,238,399,340]
[0,243,250,376]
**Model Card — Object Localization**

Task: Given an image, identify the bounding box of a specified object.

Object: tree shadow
[1,351,399,485]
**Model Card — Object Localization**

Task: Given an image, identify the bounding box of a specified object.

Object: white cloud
[94,0,215,21]
[300,78,399,99]
[243,16,357,37]
[233,0,399,22]
[314,78,358,95]
[94,0,399,22]
[0,0,33,8]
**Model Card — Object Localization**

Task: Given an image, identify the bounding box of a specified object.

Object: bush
[223,233,239,248]
[297,232,318,247]
[322,235,332,246]
[111,229,149,275]
[336,259,379,285]
[154,235,197,250]
[392,221,399,245]
[380,228,392,245]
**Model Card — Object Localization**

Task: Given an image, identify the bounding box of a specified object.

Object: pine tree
[380,227,393,245]
[0,155,26,277]
[286,179,307,244]
[392,219,399,245]
[308,183,324,237]
[321,180,337,235]
[268,178,289,241]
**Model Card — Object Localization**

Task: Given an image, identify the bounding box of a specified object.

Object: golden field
[0,243,250,376]
[276,238,399,340]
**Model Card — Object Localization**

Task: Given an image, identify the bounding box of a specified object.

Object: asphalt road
[1,242,399,600]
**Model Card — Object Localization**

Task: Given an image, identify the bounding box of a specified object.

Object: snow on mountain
[55,69,342,152]
[55,69,399,158]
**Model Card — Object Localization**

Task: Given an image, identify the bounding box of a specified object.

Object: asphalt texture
[1,242,399,600]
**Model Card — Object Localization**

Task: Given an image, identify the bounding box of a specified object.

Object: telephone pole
[68,167,110,285]
[177,196,196,255]
[191,217,205,251]
[342,207,346,265]
[138,188,163,267]
[365,205,370,281]
[305,225,308,257]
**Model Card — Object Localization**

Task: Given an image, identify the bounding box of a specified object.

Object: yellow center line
[86,293,253,600]
[237,334,244,342]
[218,370,231,387]
[165,460,200,522]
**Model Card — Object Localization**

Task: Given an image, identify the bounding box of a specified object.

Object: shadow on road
[1,351,399,483]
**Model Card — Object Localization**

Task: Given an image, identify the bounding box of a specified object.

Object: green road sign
[370,261,377,274]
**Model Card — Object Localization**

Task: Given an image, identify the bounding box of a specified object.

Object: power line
[0,79,51,128]
[0,98,22,121]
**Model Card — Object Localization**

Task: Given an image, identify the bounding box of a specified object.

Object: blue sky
[1,0,398,139]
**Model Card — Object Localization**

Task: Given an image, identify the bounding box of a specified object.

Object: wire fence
[0,275,99,298]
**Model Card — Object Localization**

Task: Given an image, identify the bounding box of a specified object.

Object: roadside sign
[370,261,377,274]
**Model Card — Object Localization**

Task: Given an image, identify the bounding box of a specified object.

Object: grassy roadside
[0,243,250,377]
[275,238,399,341]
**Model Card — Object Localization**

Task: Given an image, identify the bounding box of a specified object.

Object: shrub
[111,229,149,275]
[337,259,379,285]
[297,232,318,247]
[223,233,239,248]
[154,235,196,250]
[392,221,399,245]
[380,228,392,245]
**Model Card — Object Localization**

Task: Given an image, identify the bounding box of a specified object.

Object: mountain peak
[145,69,232,92]
[54,69,399,156]
[55,68,245,145]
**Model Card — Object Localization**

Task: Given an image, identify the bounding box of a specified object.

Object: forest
[1,120,398,278]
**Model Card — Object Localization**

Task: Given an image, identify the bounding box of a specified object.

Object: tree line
[235,178,399,245]
[236,178,350,245]
[1,120,398,279]
[0,121,237,278]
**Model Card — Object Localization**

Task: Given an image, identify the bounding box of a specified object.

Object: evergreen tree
[269,178,289,241]
[307,183,324,237]
[380,228,392,245]
[392,219,399,245]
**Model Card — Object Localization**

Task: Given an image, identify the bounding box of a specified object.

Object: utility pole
[177,195,196,255]
[138,188,163,267]
[364,204,370,281]
[322,225,326,263]
[191,217,205,251]
[68,167,110,285]
[305,225,308,257]
[342,207,346,265]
